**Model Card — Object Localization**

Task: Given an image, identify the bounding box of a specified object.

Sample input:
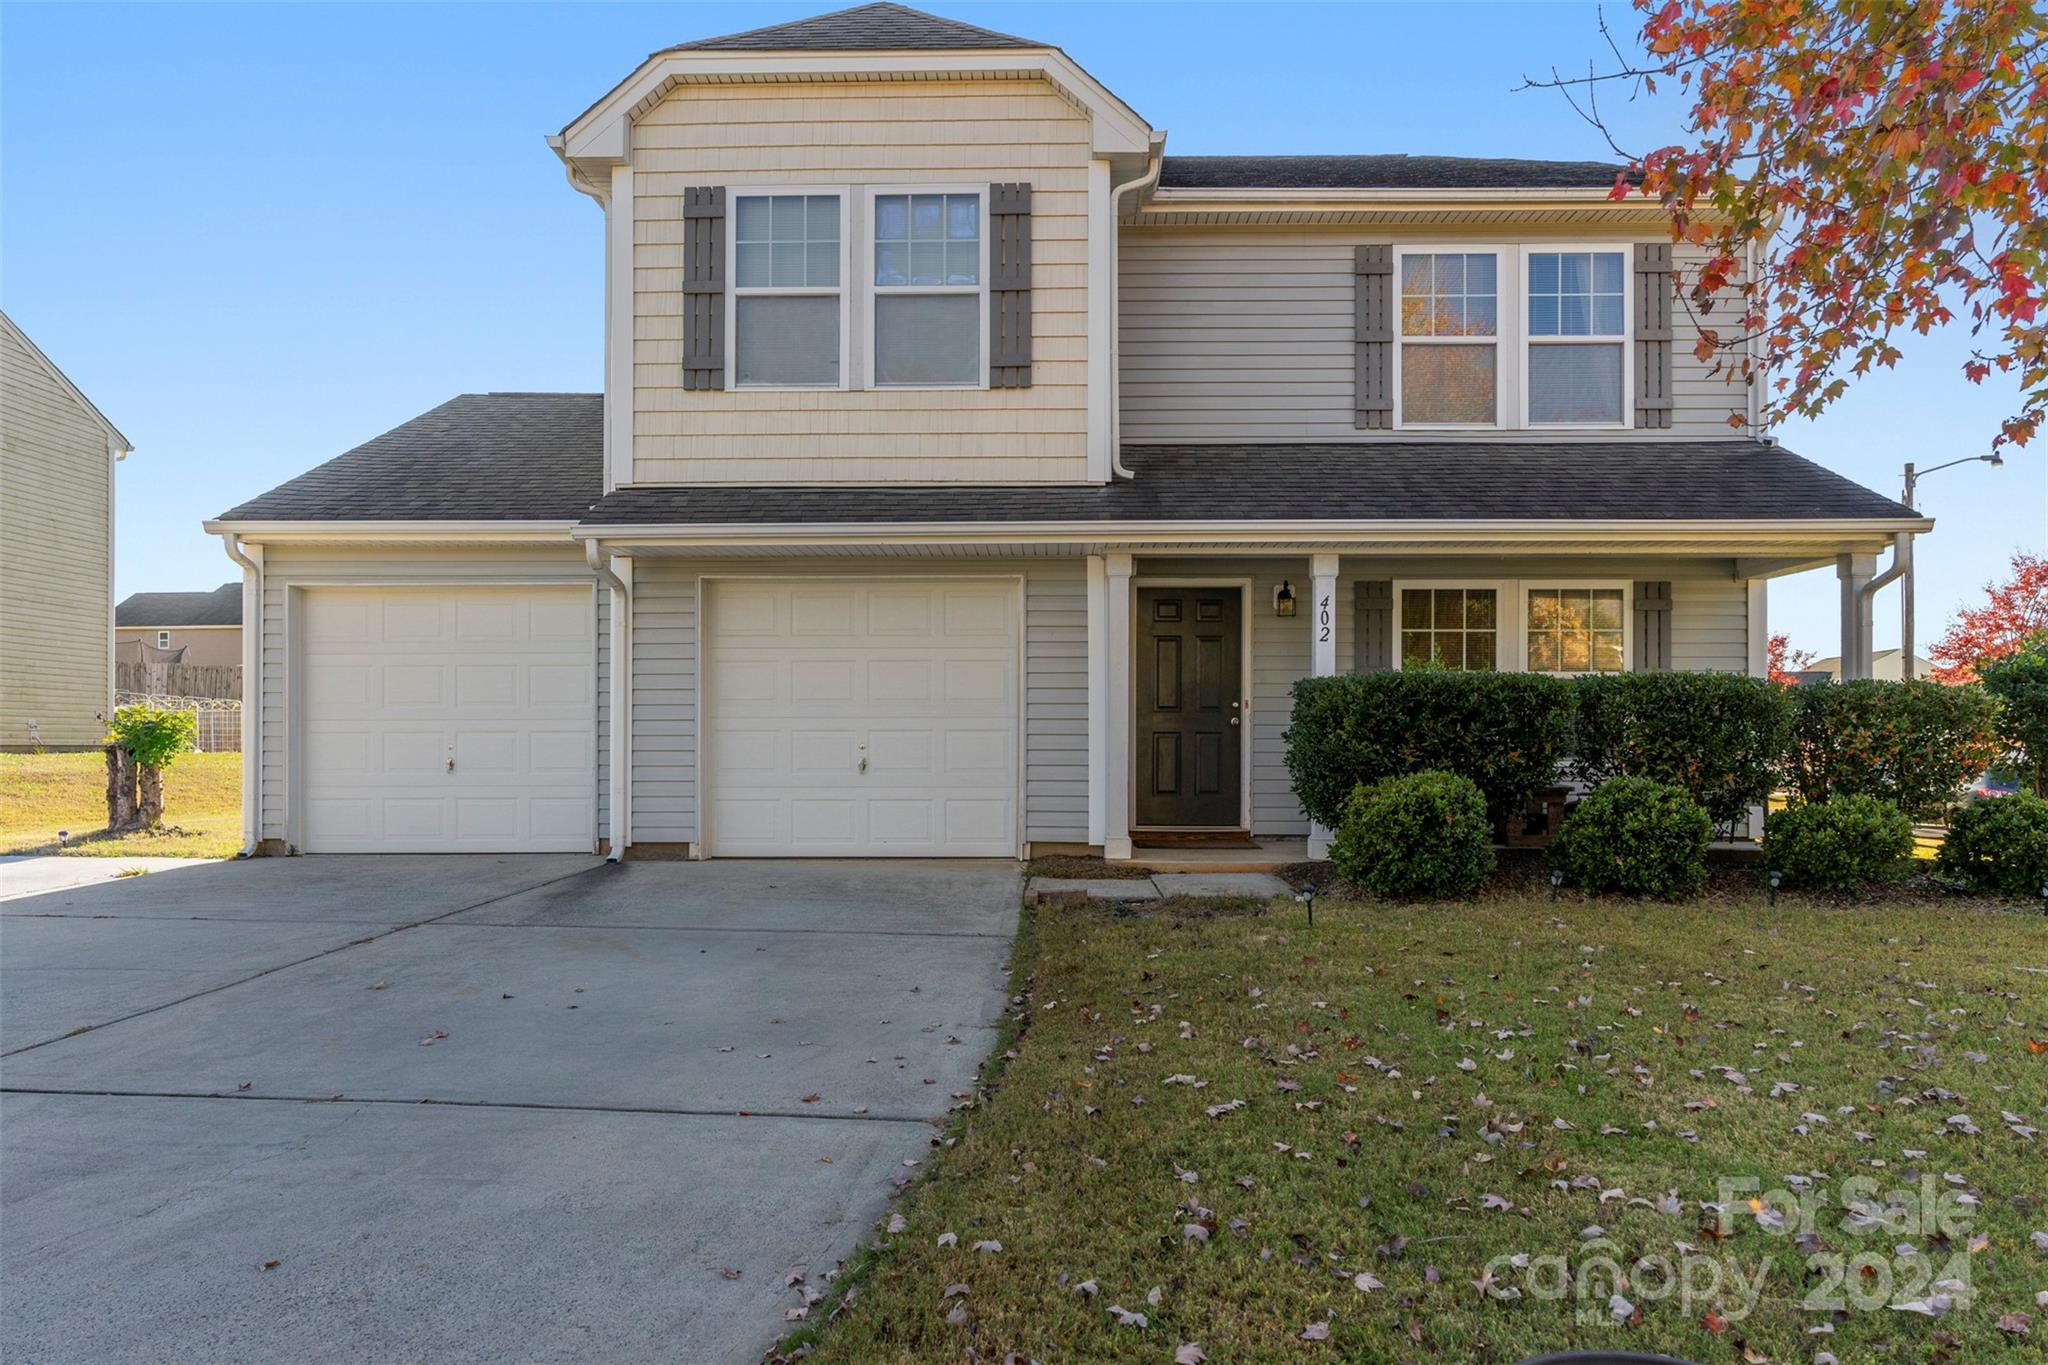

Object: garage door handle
[858,756,868,774]
[446,756,455,772]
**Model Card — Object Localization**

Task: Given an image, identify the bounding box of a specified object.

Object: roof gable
[667,3,1041,53]
[0,309,132,454]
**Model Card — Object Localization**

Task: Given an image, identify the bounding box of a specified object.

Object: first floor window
[732,193,842,386]
[1400,587,1498,671]
[1526,250,1626,424]
[872,191,982,385]
[1526,587,1626,673]
[1399,251,1499,425]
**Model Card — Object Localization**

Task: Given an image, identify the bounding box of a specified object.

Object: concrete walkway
[0,856,1018,1363]
[0,853,226,902]
[1024,869,1296,905]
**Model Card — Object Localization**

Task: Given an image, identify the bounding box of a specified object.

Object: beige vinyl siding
[1,326,113,748]
[115,627,242,668]
[623,558,1087,847]
[1119,229,1746,442]
[254,545,597,846]
[632,79,1092,484]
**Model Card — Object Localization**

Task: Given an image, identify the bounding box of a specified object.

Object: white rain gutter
[1106,136,1166,480]
[216,532,263,857]
[585,539,632,862]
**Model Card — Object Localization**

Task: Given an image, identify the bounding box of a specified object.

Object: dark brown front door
[1135,587,1244,827]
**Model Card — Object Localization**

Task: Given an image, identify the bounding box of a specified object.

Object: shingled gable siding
[622,558,1088,850]
[1120,231,1745,442]
[631,79,1090,483]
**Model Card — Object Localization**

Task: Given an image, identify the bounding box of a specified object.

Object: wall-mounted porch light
[1274,580,1297,617]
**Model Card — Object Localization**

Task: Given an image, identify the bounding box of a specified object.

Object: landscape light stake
[1768,870,1782,907]
[1297,884,1316,927]
[2040,881,2047,917]
[1549,869,1563,902]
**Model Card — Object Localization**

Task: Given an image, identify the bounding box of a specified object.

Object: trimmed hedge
[1286,671,1576,827]
[1571,673,1790,832]
[1549,777,1712,898]
[1330,771,1495,898]
[1980,633,2048,798]
[1762,794,1915,891]
[1936,792,2048,896]
[1784,680,2000,818]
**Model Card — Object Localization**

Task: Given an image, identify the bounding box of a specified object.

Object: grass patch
[806,892,2048,1362]
[0,751,241,858]
[1025,855,1157,881]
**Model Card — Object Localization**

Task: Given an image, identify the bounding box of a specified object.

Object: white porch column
[1103,552,1134,860]
[1836,552,1875,679]
[1306,553,1340,859]
[1086,554,1108,846]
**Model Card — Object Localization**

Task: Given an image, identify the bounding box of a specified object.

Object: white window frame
[1519,244,1635,431]
[157,631,171,648]
[1521,579,1635,676]
[1391,245,1510,430]
[861,184,991,391]
[724,186,852,392]
[1391,579,1511,672]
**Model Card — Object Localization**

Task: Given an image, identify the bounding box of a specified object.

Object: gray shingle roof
[218,396,1913,529]
[217,393,603,522]
[116,584,242,628]
[580,442,1916,525]
[666,3,1040,53]
[1159,155,1631,191]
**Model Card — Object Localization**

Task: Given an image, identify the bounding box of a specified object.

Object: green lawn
[800,890,2048,1363]
[0,751,241,858]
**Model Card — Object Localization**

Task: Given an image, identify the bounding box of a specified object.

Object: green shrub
[1550,776,1712,898]
[1762,794,1915,891]
[1286,671,1576,827]
[105,704,198,770]
[1936,792,2048,896]
[1784,680,2001,818]
[1980,633,2048,797]
[1330,771,1495,898]
[1571,673,1791,833]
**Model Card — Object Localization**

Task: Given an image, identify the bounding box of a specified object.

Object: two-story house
[206,3,1925,859]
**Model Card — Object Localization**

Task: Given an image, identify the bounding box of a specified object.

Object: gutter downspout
[1853,531,1911,680]
[585,539,632,862]
[217,532,262,857]
[1106,136,1166,480]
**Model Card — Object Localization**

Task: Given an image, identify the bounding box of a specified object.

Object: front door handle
[1228,716,1240,727]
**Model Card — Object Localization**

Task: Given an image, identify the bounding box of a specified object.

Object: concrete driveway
[0,856,1018,1363]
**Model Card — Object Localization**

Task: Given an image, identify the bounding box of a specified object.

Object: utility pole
[1900,454,2003,680]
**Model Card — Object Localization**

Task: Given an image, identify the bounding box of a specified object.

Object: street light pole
[1899,454,2002,680]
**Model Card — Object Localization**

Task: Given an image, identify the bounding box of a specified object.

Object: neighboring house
[205,3,1925,859]
[115,584,244,668]
[1,310,132,751]
[1807,649,1936,683]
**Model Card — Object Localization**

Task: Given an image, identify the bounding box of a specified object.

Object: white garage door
[704,579,1020,857]
[298,587,596,853]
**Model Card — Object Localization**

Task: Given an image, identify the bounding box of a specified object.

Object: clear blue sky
[4,1,2039,656]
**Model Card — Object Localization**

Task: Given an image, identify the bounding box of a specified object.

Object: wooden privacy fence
[113,693,243,753]
[115,661,241,700]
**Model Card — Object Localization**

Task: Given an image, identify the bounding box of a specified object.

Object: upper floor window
[871,190,984,387]
[731,193,846,388]
[1397,251,1499,426]
[1525,250,1627,426]
[157,631,171,648]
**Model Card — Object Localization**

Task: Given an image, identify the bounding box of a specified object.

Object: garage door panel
[298,587,595,854]
[705,579,1017,858]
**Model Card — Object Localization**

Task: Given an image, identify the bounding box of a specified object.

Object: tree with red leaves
[1765,631,1817,685]
[1527,0,2048,455]
[1929,551,2048,681]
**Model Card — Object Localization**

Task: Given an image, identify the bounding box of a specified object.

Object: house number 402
[1318,594,1333,644]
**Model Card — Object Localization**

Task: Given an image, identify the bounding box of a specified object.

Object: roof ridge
[664,2,1041,54]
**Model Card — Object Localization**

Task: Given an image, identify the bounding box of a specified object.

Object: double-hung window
[1524,249,1628,425]
[157,631,171,649]
[1396,250,1501,426]
[731,192,846,388]
[870,190,985,386]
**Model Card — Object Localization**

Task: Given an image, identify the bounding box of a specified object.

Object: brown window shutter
[1353,580,1394,671]
[682,186,726,391]
[1354,244,1394,429]
[1633,581,1673,670]
[989,182,1032,388]
[1634,242,1673,429]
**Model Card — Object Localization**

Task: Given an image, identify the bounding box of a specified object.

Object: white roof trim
[202,519,581,542]
[556,49,1154,163]
[1,309,132,453]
